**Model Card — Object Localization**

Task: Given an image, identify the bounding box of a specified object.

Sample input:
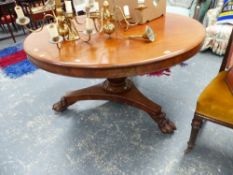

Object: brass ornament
[128,25,156,42]
[15,0,163,44]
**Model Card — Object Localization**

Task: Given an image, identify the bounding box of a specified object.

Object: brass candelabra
[15,0,155,45]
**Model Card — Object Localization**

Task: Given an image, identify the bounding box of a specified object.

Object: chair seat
[197,71,233,124]
[0,15,16,24]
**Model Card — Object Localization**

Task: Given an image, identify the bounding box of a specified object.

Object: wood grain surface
[24,13,205,78]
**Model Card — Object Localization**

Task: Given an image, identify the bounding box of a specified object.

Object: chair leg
[185,113,203,153]
[12,22,18,32]
[22,27,26,35]
[6,23,16,43]
[0,23,6,32]
[0,24,4,31]
[32,18,38,30]
[3,24,6,32]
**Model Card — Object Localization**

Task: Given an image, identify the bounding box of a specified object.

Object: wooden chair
[16,0,52,29]
[186,29,233,152]
[0,1,17,43]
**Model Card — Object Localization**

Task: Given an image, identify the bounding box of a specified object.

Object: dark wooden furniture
[24,14,205,134]
[225,66,233,93]
[186,30,233,152]
[0,0,17,42]
[16,0,52,29]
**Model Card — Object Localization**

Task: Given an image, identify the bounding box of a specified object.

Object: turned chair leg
[21,26,27,35]
[12,22,18,32]
[0,23,7,32]
[0,23,5,32]
[6,23,16,43]
[186,113,203,153]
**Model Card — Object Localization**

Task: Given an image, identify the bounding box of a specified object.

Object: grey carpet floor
[0,37,233,175]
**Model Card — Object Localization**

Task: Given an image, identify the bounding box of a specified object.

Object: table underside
[53,77,176,134]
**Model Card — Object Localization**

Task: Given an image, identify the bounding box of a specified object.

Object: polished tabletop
[24,13,205,78]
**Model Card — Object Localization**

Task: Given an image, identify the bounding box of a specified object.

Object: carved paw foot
[154,113,176,134]
[53,98,68,112]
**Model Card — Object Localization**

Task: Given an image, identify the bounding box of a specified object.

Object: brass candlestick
[116,6,138,31]
[15,0,81,42]
[15,0,157,44]
[89,0,141,34]
[65,13,80,41]
[102,0,115,36]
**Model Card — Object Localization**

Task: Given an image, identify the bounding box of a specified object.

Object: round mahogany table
[24,13,205,134]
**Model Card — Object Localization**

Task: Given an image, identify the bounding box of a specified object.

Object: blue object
[0,43,23,58]
[0,43,37,78]
[3,59,37,78]
[217,0,233,24]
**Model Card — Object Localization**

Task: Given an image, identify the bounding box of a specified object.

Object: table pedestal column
[53,77,176,134]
